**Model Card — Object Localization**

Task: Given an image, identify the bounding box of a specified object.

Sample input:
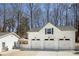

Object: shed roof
[0,32,20,39]
[0,32,9,36]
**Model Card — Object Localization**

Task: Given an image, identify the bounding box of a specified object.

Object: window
[13,42,16,48]
[45,39,48,40]
[32,39,35,40]
[2,42,5,48]
[47,29,51,34]
[45,28,53,34]
[59,39,64,40]
[50,39,54,40]
[65,39,70,40]
[37,39,40,40]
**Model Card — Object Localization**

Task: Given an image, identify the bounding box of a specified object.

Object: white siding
[27,23,76,50]
[0,34,19,52]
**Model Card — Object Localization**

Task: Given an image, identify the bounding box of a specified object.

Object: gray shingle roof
[28,22,77,32]
[0,32,20,39]
[0,32,9,36]
[57,26,77,31]
[28,28,41,32]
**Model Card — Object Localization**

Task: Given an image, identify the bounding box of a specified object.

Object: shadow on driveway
[74,52,79,54]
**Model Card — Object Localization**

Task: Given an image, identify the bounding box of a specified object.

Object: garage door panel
[31,38,72,50]
[44,41,56,49]
[58,40,71,50]
[31,41,41,49]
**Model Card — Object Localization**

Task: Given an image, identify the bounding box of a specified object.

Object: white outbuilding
[0,32,20,52]
[27,22,77,50]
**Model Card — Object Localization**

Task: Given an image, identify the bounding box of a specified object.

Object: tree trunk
[66,6,68,26]
[30,3,33,29]
[47,4,49,22]
[3,4,6,32]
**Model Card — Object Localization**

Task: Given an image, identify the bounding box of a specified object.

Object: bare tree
[33,4,42,28]
[11,3,22,34]
[45,3,50,23]
[3,4,6,32]
[28,3,33,29]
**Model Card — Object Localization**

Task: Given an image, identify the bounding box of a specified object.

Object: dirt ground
[0,49,79,56]
[0,43,79,56]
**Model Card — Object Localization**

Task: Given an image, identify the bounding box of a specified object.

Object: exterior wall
[63,31,75,49]
[28,32,38,49]
[58,31,75,50]
[0,34,19,52]
[27,23,76,50]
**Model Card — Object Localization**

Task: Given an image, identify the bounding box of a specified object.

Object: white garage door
[44,39,56,50]
[31,39,41,49]
[58,39,71,50]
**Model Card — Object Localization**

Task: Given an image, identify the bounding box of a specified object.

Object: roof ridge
[28,22,77,32]
[0,32,20,39]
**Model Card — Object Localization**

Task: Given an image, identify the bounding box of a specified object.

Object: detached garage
[27,22,77,50]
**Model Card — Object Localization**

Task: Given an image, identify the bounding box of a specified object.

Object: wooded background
[0,3,79,42]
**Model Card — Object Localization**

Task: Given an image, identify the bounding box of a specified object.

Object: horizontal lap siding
[0,34,19,51]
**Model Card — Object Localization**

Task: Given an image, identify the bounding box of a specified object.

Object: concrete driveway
[0,50,79,56]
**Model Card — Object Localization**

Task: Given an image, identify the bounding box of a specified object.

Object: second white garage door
[44,39,56,50]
